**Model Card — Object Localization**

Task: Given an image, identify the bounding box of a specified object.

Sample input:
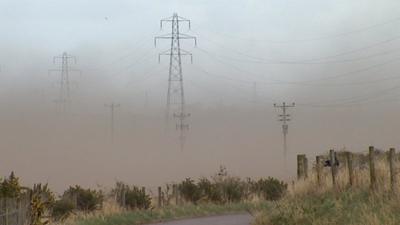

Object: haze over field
[1,0,400,192]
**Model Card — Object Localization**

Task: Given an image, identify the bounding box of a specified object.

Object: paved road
[149,214,252,225]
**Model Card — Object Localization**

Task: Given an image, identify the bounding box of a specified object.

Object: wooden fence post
[141,187,146,194]
[173,184,179,205]
[389,148,396,192]
[297,154,306,180]
[346,152,354,187]
[304,156,308,179]
[369,146,377,190]
[17,198,21,225]
[316,156,322,185]
[121,189,126,208]
[330,149,337,188]
[5,198,8,225]
[158,186,162,208]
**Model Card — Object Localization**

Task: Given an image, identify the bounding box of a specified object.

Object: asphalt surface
[148,214,252,225]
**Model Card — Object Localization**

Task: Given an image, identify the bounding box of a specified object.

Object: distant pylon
[49,52,80,112]
[105,102,120,143]
[155,13,197,150]
[274,102,295,172]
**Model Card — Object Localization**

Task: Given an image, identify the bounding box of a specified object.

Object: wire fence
[0,194,30,225]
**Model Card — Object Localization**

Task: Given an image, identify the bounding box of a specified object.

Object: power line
[125,65,166,87]
[193,15,400,43]
[190,63,400,108]
[298,84,400,108]
[195,46,400,86]
[194,30,400,64]
[198,44,400,65]
[82,30,162,73]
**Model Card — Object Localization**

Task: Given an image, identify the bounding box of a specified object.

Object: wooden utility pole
[105,102,120,143]
[274,102,295,172]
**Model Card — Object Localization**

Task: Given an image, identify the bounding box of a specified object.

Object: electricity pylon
[155,13,197,150]
[274,102,295,172]
[105,102,120,143]
[49,52,80,112]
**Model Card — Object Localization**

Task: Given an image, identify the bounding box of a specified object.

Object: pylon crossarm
[154,35,174,46]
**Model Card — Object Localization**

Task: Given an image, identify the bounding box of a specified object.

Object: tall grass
[253,151,400,225]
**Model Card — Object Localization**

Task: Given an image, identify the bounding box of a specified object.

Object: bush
[30,183,55,225]
[63,185,103,211]
[51,199,75,221]
[0,172,21,198]
[125,186,151,209]
[113,182,151,210]
[255,177,287,201]
[179,178,201,204]
[210,166,246,203]
[219,176,246,203]
[179,167,287,204]
[198,178,222,203]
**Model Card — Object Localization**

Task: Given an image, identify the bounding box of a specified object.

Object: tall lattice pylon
[49,52,80,112]
[155,13,197,150]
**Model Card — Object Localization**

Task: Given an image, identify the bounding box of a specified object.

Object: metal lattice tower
[50,52,79,112]
[155,13,197,150]
[274,102,295,171]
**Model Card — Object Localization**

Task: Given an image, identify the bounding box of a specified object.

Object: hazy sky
[1,0,400,192]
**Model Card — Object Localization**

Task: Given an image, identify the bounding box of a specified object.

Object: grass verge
[253,189,400,225]
[253,152,400,225]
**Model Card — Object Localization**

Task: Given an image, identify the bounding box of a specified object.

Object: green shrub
[51,199,75,221]
[179,167,286,204]
[0,172,21,198]
[219,176,246,203]
[198,178,222,203]
[179,178,201,204]
[63,185,103,211]
[30,183,55,225]
[113,182,151,210]
[255,177,287,201]
[126,186,151,209]
[210,166,246,203]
